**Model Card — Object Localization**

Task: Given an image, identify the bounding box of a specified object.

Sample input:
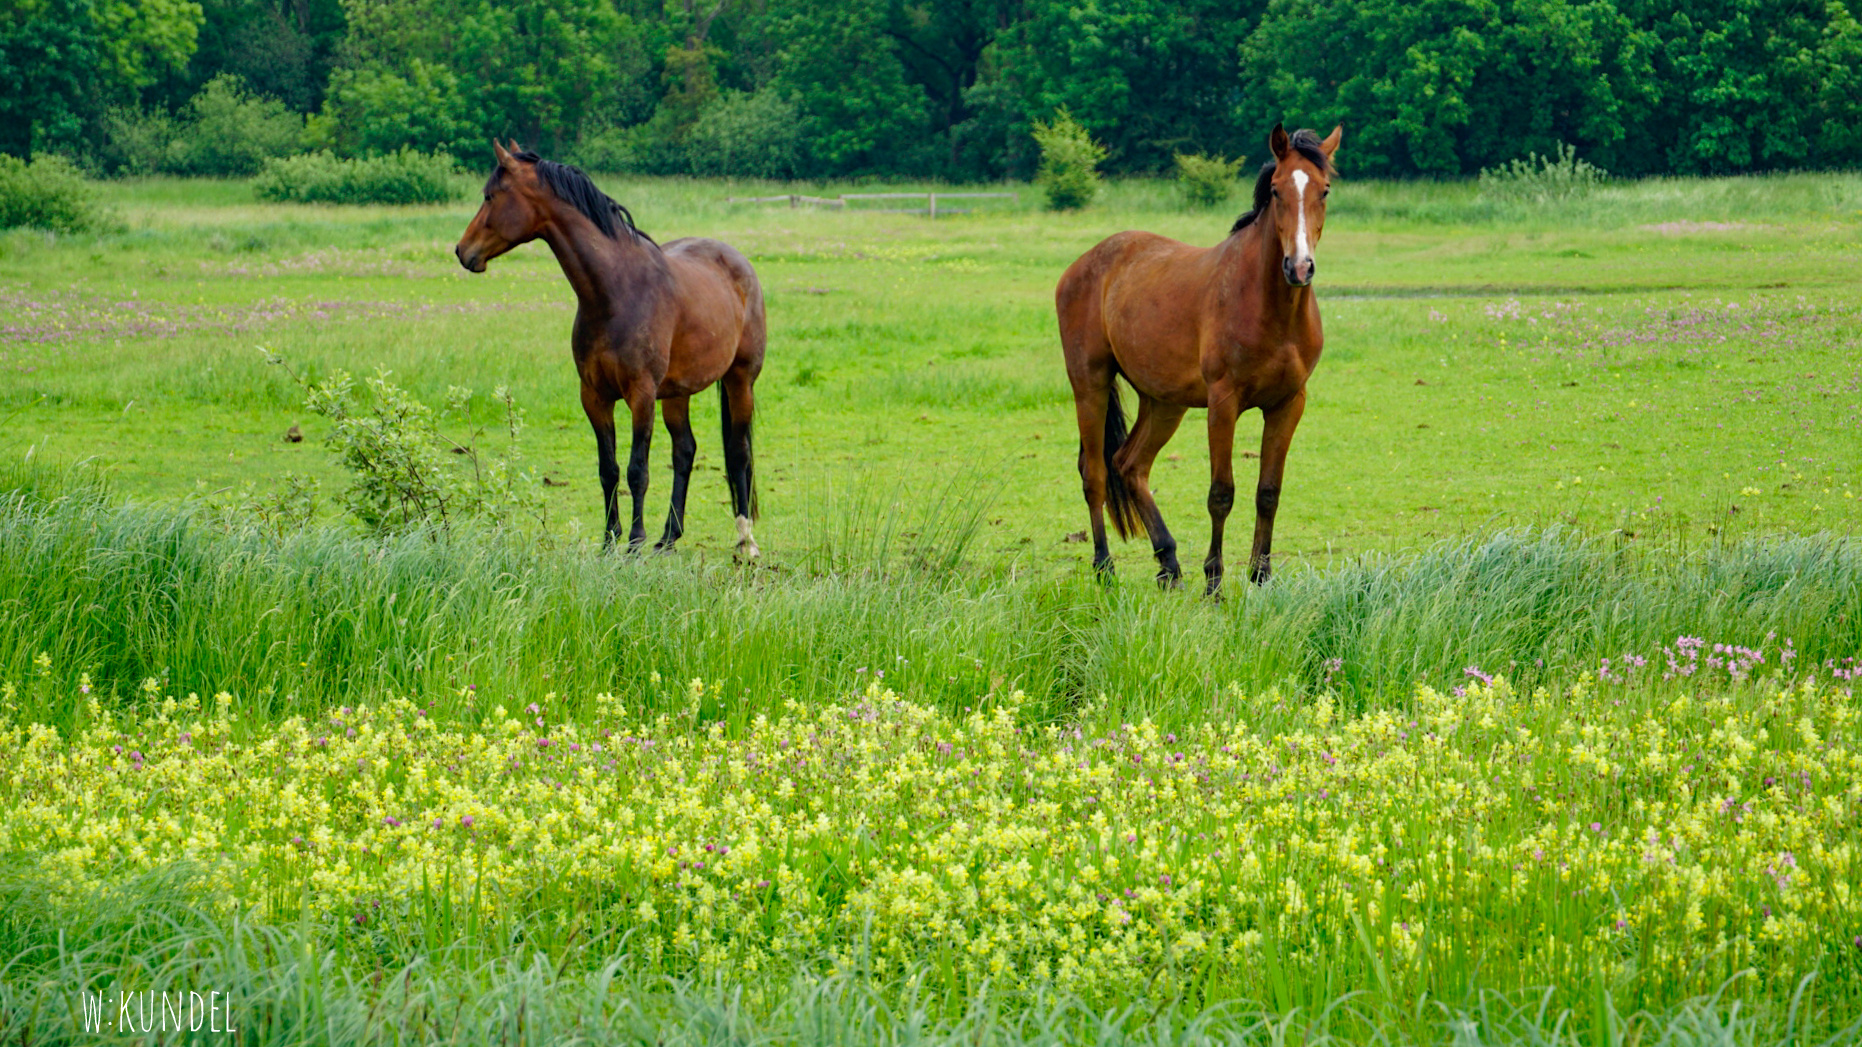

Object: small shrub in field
[1478,143,1607,204]
[99,107,178,176]
[167,75,304,176]
[262,349,540,534]
[1032,109,1106,211]
[567,126,638,173]
[685,89,801,179]
[253,149,459,205]
[1175,151,1246,208]
[102,77,303,177]
[0,155,103,232]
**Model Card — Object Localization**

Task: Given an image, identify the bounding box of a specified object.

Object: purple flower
[461,815,474,828]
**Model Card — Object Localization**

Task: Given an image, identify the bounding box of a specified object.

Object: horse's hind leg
[719,366,759,559]
[1117,395,1188,586]
[655,395,696,551]
[1249,391,1306,585]
[1069,375,1115,575]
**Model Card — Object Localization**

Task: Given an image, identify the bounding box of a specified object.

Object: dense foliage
[251,149,459,204]
[0,154,106,232]
[3,0,1860,179]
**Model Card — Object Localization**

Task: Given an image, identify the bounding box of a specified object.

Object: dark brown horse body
[1059,124,1341,593]
[456,141,764,556]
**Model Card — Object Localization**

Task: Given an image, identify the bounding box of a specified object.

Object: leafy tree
[315,0,640,157]
[450,0,635,153]
[882,0,1015,176]
[1626,0,1862,173]
[0,0,203,158]
[311,58,473,156]
[685,88,800,178]
[176,0,347,113]
[984,0,1253,173]
[766,0,929,175]
[1237,0,1656,177]
[168,73,304,173]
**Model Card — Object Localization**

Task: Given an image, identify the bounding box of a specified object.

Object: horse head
[1266,124,1342,287]
[455,140,548,273]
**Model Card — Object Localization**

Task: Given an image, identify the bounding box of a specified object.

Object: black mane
[1230,128,1336,235]
[491,150,653,244]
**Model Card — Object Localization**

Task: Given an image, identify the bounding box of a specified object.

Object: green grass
[5,172,1862,1044]
[2,465,1859,728]
[4,868,1856,1047]
[2,171,1859,569]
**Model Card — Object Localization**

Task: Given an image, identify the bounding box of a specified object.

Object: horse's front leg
[1203,384,1241,596]
[622,384,657,553]
[580,383,623,548]
[1249,391,1306,585]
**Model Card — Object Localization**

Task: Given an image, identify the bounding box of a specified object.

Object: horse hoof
[735,540,761,562]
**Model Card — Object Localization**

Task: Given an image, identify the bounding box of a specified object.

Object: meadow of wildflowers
[3,654,1860,1041]
[6,172,1862,1043]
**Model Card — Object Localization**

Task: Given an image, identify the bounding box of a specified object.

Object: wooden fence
[724,192,1016,217]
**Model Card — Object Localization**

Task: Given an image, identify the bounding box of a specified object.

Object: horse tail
[718,381,758,520]
[1103,375,1140,540]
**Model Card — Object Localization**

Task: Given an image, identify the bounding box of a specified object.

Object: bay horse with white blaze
[1059,123,1341,593]
[455,141,765,557]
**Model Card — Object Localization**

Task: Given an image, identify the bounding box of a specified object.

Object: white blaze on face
[1290,169,1311,261]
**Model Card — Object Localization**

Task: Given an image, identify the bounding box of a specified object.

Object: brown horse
[1059,123,1341,593]
[455,141,765,557]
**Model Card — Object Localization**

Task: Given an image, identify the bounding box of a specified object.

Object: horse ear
[1269,123,1290,160]
[1319,125,1343,159]
[492,140,512,167]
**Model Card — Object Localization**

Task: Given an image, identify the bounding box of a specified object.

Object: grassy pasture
[2,172,1860,566]
[4,172,1862,1045]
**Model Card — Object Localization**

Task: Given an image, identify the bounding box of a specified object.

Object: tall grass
[3,865,1856,1047]
[3,464,1857,728]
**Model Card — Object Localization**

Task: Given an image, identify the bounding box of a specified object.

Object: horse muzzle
[455,244,487,273]
[1282,256,1316,287]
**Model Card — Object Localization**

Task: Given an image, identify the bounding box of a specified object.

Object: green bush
[1032,109,1106,211]
[685,89,801,179]
[98,106,178,176]
[263,350,540,535]
[1175,151,1246,208]
[307,59,473,159]
[99,77,303,177]
[167,75,304,176]
[252,149,460,205]
[0,154,104,232]
[565,126,639,173]
[1478,143,1608,204]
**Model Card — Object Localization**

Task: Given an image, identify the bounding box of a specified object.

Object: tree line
[4,0,1859,180]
